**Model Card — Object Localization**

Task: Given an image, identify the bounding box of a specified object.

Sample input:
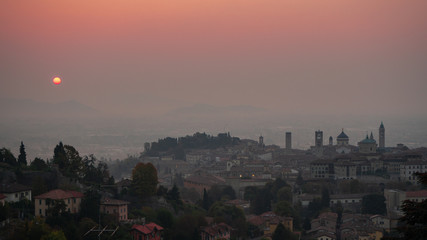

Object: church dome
[337,130,349,140]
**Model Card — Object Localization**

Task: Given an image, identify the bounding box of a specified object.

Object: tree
[80,189,101,221]
[46,199,67,217]
[156,208,174,229]
[166,184,181,202]
[131,162,158,198]
[321,187,330,208]
[277,186,293,202]
[0,147,17,166]
[53,142,67,170]
[361,194,386,215]
[274,201,295,217]
[272,223,297,240]
[30,157,49,171]
[18,141,27,166]
[202,188,210,210]
[398,172,427,239]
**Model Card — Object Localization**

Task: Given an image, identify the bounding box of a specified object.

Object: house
[200,223,233,240]
[130,223,163,240]
[0,183,32,203]
[247,211,293,238]
[100,198,130,221]
[34,189,84,217]
[400,160,427,184]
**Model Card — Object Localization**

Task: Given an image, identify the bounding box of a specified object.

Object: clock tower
[315,130,323,147]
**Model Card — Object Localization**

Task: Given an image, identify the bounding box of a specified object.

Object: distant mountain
[167,104,266,116]
[0,98,97,119]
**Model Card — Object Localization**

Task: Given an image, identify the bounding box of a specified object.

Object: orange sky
[1,0,427,115]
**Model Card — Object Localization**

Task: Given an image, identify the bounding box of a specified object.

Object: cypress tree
[18,141,27,166]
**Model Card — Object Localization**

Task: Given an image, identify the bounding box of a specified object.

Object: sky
[1,0,427,116]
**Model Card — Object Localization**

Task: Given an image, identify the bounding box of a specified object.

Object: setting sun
[52,77,62,85]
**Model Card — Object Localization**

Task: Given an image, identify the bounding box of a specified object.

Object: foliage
[361,194,386,215]
[30,157,49,171]
[397,172,427,239]
[272,223,298,240]
[156,208,174,229]
[277,186,293,202]
[80,189,101,221]
[207,185,236,204]
[131,162,158,198]
[46,199,67,217]
[0,202,10,221]
[208,201,247,237]
[40,230,67,240]
[202,188,210,210]
[146,132,240,157]
[18,141,27,166]
[172,213,207,240]
[0,147,17,166]
[274,201,295,217]
[243,186,258,201]
[321,187,330,208]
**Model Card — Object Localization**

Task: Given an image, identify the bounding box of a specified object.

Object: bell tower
[379,121,385,148]
[315,130,323,147]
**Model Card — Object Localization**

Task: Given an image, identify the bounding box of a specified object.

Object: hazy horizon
[1,1,427,160]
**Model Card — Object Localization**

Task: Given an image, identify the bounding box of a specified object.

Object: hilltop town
[1,122,427,240]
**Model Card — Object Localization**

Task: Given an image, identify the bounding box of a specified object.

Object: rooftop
[131,223,164,235]
[34,189,83,199]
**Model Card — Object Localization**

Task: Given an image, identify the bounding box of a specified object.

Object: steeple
[370,132,374,140]
[379,121,385,148]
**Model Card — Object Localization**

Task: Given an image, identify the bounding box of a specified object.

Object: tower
[286,132,292,150]
[329,136,333,146]
[259,135,264,147]
[315,130,323,147]
[379,121,385,148]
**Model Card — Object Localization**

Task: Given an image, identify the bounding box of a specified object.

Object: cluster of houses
[306,212,385,240]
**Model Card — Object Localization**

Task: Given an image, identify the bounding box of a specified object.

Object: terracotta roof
[0,183,31,193]
[201,223,232,237]
[131,223,163,235]
[100,198,130,206]
[34,189,84,199]
[406,190,427,198]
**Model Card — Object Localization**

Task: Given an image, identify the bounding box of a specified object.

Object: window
[68,199,70,204]
[15,193,18,198]
[73,198,76,203]
[39,209,42,214]
[25,191,28,196]
[39,199,42,205]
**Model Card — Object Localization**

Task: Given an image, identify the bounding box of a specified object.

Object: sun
[52,76,62,85]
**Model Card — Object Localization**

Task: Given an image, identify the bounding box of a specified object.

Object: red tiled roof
[406,190,427,198]
[132,223,163,235]
[34,189,83,199]
[201,223,232,237]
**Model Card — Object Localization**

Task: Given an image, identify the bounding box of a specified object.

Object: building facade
[130,223,163,240]
[0,183,32,203]
[100,198,129,221]
[34,189,83,217]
